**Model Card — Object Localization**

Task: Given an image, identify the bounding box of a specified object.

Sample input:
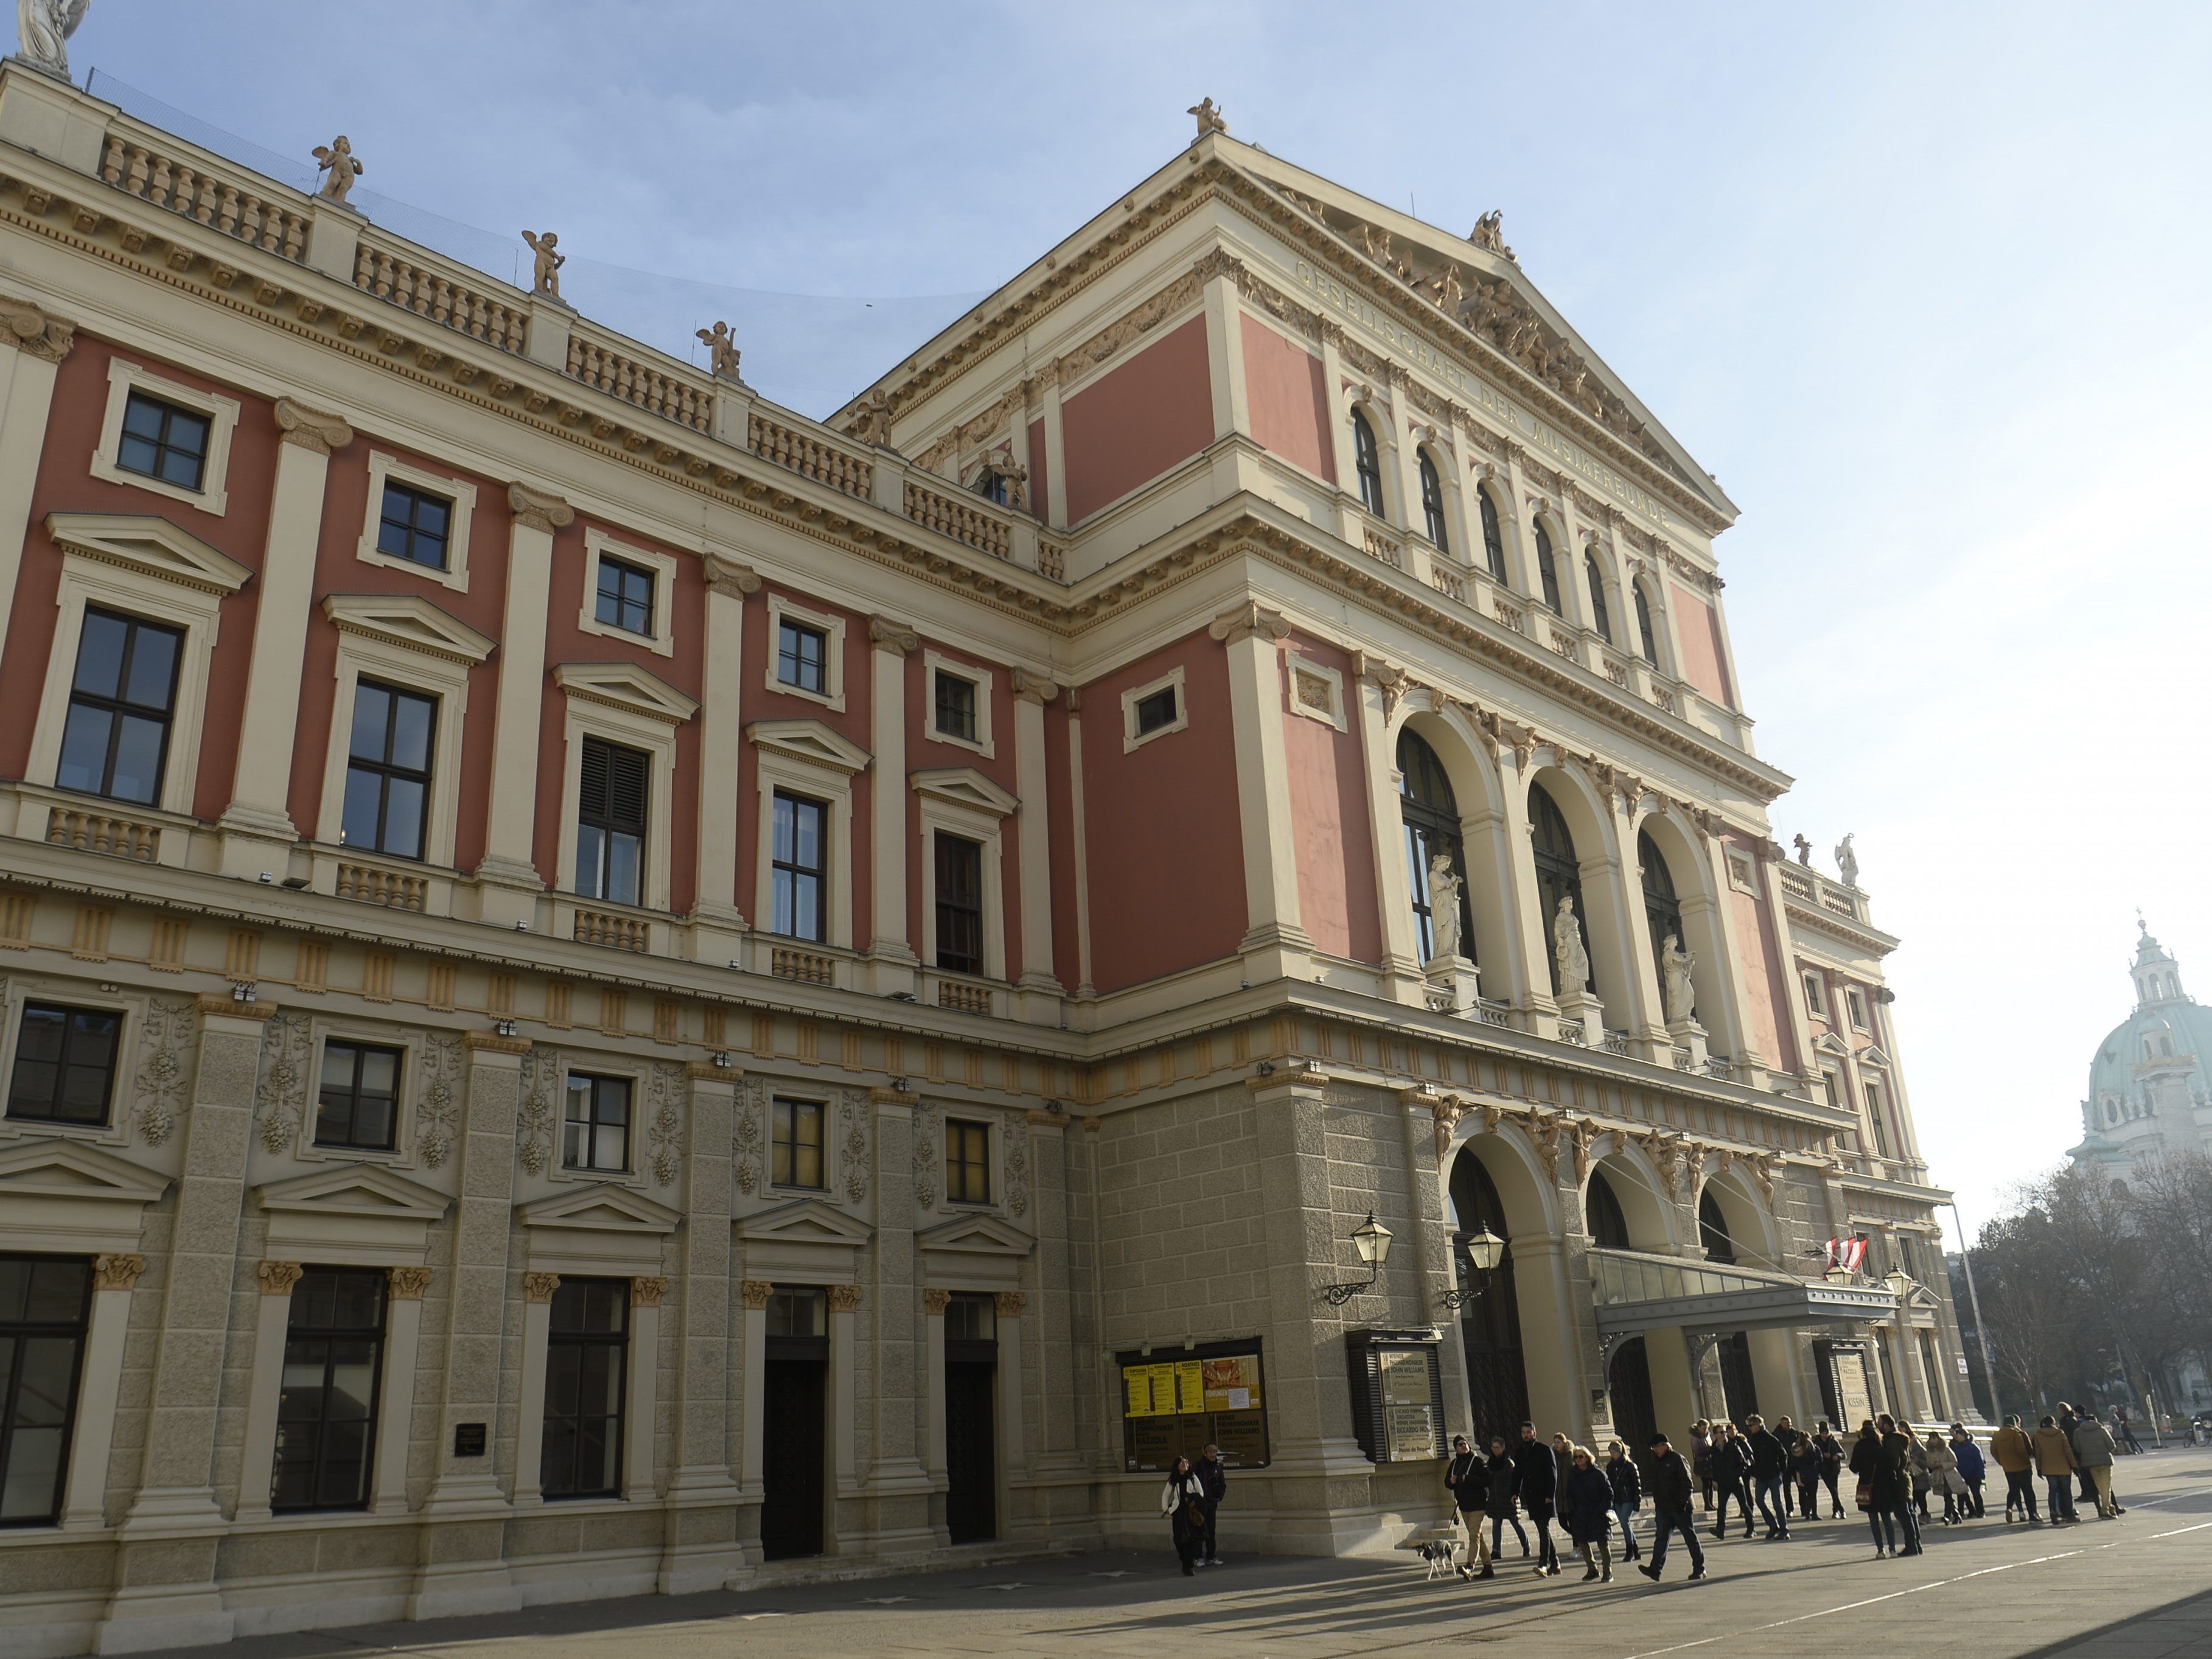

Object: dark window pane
[54,705,113,795]
[107,716,166,805]
[9,1005,120,1126]
[71,612,127,697]
[60,610,181,805]
[115,393,209,492]
[122,626,178,707]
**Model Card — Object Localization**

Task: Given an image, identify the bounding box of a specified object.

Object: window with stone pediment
[270,1268,385,1514]
[1352,408,1386,518]
[0,1256,92,1526]
[57,607,181,808]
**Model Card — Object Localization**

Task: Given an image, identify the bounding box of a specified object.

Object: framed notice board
[1345,1327,1445,1464]
[1115,1338,1271,1471]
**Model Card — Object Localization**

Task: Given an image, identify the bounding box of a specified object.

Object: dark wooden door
[1719,1332,1758,1423]
[945,1356,997,1543]
[1608,1336,1658,1471]
[761,1357,825,1559]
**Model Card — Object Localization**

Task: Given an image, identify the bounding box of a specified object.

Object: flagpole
[1946,1201,2001,1424]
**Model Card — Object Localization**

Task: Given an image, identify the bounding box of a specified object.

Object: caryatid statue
[16,0,89,80]
[1661,932,1697,1025]
[1425,851,1464,962]
[1552,894,1590,993]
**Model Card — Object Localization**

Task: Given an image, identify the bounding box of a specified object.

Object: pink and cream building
[0,59,1968,1655]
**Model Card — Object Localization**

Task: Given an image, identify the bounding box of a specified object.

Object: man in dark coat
[1637,1432,1708,1582]
[1446,1434,1494,1579]
[1516,1420,1561,1576]
[1743,1414,1791,1540]
[1194,1442,1228,1566]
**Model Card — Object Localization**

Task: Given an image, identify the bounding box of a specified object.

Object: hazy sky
[65,1,2212,1237]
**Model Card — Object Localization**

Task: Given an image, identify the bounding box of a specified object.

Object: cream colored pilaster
[865,1092,930,1507]
[1611,794,1672,1052]
[475,484,573,917]
[867,615,918,989]
[738,1280,770,1504]
[1025,1114,1078,1470]
[994,1291,1028,1491]
[1210,601,1310,979]
[218,401,352,871]
[922,1288,949,1530]
[1066,690,1095,1000]
[1011,669,1063,1016]
[1317,322,1358,541]
[1496,747,1561,1032]
[829,1283,862,1537]
[1384,369,1422,536]
[59,1253,142,1530]
[371,1266,430,1515]
[1352,662,1424,1005]
[665,1067,739,1513]
[624,1278,666,1503]
[1041,374,1068,528]
[689,556,758,956]
[0,298,69,668]
[1201,258,1250,441]
[232,1260,302,1523]
[511,1273,558,1506]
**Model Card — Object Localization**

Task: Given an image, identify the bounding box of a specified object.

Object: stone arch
[1583,1145,1675,1253]
[1415,441,1457,557]
[1523,763,1636,1019]
[1471,472,1511,583]
[1694,1164,1781,1270]
[1347,397,1394,521]
[1394,704,1518,1005]
[1527,506,1569,617]
[1441,1123,1577,1440]
[1632,805,1740,1057]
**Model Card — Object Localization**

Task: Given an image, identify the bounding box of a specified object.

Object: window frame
[355,451,477,591]
[763,594,847,712]
[269,1266,386,1515]
[5,1001,124,1129]
[1583,549,1613,644]
[1861,1078,1893,1159]
[573,734,652,910]
[1350,408,1387,519]
[913,772,1014,985]
[562,1070,633,1174]
[338,678,438,863]
[313,1037,405,1153]
[1476,482,1509,583]
[747,723,865,954]
[540,1277,628,1501]
[1120,665,1188,753]
[944,1117,993,1206]
[1633,579,1661,666]
[922,650,996,758]
[89,358,241,515]
[552,665,694,917]
[770,788,830,944]
[1417,449,1451,554]
[933,829,985,977]
[578,529,679,658]
[1532,518,1564,614]
[0,1252,92,1529]
[1846,986,1870,1032]
[770,1095,828,1191]
[54,605,183,810]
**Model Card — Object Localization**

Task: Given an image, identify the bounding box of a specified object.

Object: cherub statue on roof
[696,321,742,379]
[522,230,564,301]
[1188,97,1227,138]
[17,0,89,80]
[312,136,363,205]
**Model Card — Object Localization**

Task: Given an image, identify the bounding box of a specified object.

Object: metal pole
[1947,1201,2001,1423]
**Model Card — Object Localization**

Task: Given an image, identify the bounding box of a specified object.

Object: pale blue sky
[66,0,2212,1234]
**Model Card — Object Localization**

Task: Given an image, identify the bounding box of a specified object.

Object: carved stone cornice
[1010,667,1059,704]
[868,615,920,655]
[1207,599,1291,646]
[703,553,761,599]
[257,1260,304,1296]
[0,293,72,363]
[388,1266,433,1299]
[273,396,354,455]
[508,483,575,534]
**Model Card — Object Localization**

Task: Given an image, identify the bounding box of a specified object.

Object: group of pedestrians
[1989,1404,2128,1525]
[1440,1422,1709,1584]
[1157,1444,1230,1576]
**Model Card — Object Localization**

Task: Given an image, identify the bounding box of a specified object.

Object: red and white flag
[1825,1235,1868,1274]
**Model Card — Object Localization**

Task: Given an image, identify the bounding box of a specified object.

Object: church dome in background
[2073,923,2212,1171]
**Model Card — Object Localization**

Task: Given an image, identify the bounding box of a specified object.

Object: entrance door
[1718,1332,1758,1423]
[761,1287,829,1562]
[1608,1337,1658,1469]
[944,1358,997,1543]
[1449,1152,1530,1443]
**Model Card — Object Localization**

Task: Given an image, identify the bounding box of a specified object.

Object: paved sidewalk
[131,1445,2212,1659]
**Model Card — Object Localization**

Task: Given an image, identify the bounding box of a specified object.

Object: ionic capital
[869,614,920,655]
[274,396,354,456]
[1010,667,1059,705]
[508,482,576,534]
[1207,599,1291,647]
[703,552,761,598]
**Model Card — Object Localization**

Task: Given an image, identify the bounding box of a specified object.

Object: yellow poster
[1175,1361,1204,1413]
[1201,1355,1263,1412]
[1124,1364,1178,1418]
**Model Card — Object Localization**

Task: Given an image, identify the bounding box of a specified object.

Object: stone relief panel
[515,1043,560,1176]
[133,996,195,1147]
[644,1061,685,1188]
[253,1012,314,1153]
[733,1077,765,1195]
[1004,1111,1030,1219]
[415,1031,462,1169]
[913,1103,940,1212]
[839,1090,869,1204]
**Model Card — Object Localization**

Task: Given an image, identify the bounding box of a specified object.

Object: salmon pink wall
[1240,316,1335,483]
[1670,585,1736,710]
[905,639,1022,976]
[1725,839,1799,1075]
[0,338,276,817]
[290,438,509,868]
[1280,636,1380,964]
[1080,633,1244,992]
[1059,316,1214,524]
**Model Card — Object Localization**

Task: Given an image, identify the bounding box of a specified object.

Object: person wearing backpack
[1159,1455,1208,1576]
[1445,1435,1495,1580]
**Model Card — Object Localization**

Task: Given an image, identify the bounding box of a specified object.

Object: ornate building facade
[0,60,1970,1657]
[2070,923,2212,1178]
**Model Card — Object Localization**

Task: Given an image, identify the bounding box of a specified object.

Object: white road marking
[2151,1520,2212,1539]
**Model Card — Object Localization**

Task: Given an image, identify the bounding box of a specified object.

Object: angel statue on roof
[16,0,89,80]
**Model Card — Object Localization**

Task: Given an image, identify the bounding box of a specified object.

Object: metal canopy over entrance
[1589,1248,1899,1336]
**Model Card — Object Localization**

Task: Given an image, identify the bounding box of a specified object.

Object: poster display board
[1345,1327,1446,1464]
[1117,1341,1271,1471]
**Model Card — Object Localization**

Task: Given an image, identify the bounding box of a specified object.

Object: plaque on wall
[453,1422,487,1458]
[1115,1339,1271,1471]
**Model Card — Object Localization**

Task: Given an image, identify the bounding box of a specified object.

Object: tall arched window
[1448,1150,1528,1438]
[1586,1170,1631,1248]
[1398,730,1473,965]
[1584,551,1613,643]
[1698,1189,1736,1263]
[1638,830,1683,987]
[1532,520,1563,613]
[1633,581,1659,666]
[1478,486,1507,581]
[1529,783,1588,994]
[1418,451,1450,553]
[1352,410,1386,518]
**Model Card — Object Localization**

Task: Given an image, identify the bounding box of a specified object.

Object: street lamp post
[1439,1225,1506,1311]
[1320,1212,1394,1306]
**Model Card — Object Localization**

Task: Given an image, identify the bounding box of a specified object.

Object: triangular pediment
[915,1211,1035,1259]
[1857,1046,1891,1069]
[1814,1033,1851,1056]
[323,592,496,665]
[519,1182,683,1234]
[45,511,253,595]
[910,766,1019,817]
[0,1138,170,1206]
[735,1196,875,1246]
[255,1162,450,1223]
[553,660,700,724]
[747,718,872,777]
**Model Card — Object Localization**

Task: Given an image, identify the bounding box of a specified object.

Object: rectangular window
[945,1118,990,1205]
[1863,1081,1892,1159]
[563,1073,631,1172]
[934,831,983,976]
[777,620,827,695]
[594,554,655,638]
[314,1040,402,1151]
[1819,1071,1840,1111]
[772,1097,825,1189]
[542,1278,626,1500]
[7,1002,122,1126]
[576,736,648,907]
[0,1254,90,1527]
[766,1285,825,1338]
[1134,685,1178,736]
[771,791,826,941]
[1802,972,1826,1018]
[374,481,451,571]
[1846,987,1869,1031]
[933,671,978,742]
[270,1268,384,1514]
[55,607,181,806]
[115,390,211,492]
[340,680,436,861]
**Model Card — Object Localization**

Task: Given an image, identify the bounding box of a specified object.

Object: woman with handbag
[1160,1455,1209,1577]
[1848,1419,1897,1557]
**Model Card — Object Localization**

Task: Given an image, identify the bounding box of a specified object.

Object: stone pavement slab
[121,1445,2212,1659]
